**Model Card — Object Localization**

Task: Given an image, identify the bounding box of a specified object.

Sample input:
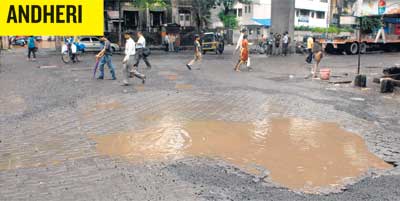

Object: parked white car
[78,37,120,52]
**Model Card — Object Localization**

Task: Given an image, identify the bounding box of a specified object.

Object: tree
[192,0,216,31]
[191,0,252,30]
[218,12,237,29]
[360,17,381,34]
[217,0,252,15]
[133,0,168,10]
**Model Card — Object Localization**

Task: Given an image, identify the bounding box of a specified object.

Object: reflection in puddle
[90,118,392,193]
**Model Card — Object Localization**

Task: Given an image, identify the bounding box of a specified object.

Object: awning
[251,18,271,27]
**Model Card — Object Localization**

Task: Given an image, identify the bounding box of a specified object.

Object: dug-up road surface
[0,48,400,200]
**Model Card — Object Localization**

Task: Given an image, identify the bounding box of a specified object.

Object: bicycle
[61,43,85,64]
[61,49,82,64]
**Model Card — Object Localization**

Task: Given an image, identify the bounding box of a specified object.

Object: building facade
[233,0,272,40]
[295,0,330,28]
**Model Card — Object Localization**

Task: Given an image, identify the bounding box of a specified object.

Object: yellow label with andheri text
[0,0,103,36]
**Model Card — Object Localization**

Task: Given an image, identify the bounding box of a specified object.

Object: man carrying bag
[122,32,146,86]
[133,31,152,69]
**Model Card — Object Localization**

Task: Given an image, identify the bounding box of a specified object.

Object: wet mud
[166,75,178,81]
[90,118,392,193]
[175,84,192,90]
[94,101,123,110]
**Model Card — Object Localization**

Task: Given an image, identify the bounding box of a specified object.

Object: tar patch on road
[89,117,392,194]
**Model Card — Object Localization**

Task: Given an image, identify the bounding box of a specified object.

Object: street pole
[357,17,362,75]
[118,0,122,46]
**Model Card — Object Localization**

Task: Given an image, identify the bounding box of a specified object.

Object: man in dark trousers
[122,32,146,86]
[27,36,37,61]
[96,35,116,80]
[282,32,290,56]
[134,31,152,69]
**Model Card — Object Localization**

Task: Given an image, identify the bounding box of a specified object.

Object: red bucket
[320,69,331,80]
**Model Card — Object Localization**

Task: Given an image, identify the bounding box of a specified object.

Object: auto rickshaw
[201,32,224,54]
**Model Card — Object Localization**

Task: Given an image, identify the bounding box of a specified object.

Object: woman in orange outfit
[234,34,249,72]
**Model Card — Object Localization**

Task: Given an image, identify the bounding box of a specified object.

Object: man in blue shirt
[27,36,36,61]
[96,35,116,80]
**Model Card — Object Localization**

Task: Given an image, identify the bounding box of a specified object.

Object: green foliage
[295,25,354,34]
[192,0,216,30]
[133,0,168,9]
[218,12,237,28]
[216,0,253,14]
[360,17,381,34]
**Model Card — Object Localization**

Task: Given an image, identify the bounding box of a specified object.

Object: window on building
[245,6,248,13]
[316,11,325,19]
[238,8,243,17]
[150,11,164,27]
[124,11,139,30]
[248,5,251,13]
[311,11,315,18]
[299,9,310,17]
[179,10,191,27]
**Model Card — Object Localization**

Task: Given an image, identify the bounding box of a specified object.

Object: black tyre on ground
[354,74,367,88]
[325,44,336,54]
[381,79,394,93]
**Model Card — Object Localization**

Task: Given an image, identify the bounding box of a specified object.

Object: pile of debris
[374,67,400,93]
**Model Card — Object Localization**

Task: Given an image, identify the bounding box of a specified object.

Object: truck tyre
[325,44,336,54]
[354,74,367,87]
[360,43,367,54]
[381,79,394,93]
[346,43,359,55]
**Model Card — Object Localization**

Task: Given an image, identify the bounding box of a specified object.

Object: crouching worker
[312,41,323,78]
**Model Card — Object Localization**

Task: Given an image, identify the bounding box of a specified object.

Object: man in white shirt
[134,31,152,69]
[282,32,290,56]
[234,29,246,53]
[122,32,145,86]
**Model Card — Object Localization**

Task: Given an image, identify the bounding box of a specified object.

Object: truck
[321,0,400,55]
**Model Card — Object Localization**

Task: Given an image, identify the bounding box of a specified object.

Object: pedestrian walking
[282,32,290,56]
[235,29,246,54]
[27,36,37,61]
[164,34,170,52]
[186,34,202,70]
[267,32,274,55]
[175,34,181,52]
[122,32,146,86]
[306,36,314,64]
[273,34,281,56]
[134,31,152,69]
[169,34,175,52]
[96,35,116,80]
[234,35,249,72]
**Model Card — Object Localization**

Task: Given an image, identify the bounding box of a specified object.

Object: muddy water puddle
[90,118,392,193]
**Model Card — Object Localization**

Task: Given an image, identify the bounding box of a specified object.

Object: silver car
[78,37,120,52]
